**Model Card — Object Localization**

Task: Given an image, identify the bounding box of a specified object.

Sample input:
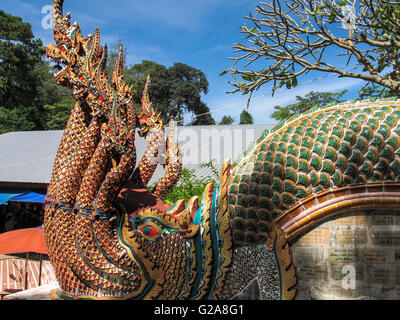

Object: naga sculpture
[44,0,400,300]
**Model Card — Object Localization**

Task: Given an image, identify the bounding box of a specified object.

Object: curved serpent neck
[43,0,400,301]
[228,99,400,248]
[151,124,183,200]
[129,127,164,187]
[44,0,140,298]
[44,99,140,298]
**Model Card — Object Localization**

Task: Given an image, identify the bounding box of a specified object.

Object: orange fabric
[0,227,47,254]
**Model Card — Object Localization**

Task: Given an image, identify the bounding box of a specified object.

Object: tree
[0,10,47,131]
[125,61,216,125]
[239,109,254,124]
[0,107,36,133]
[225,1,400,98]
[44,101,74,130]
[358,84,392,100]
[0,10,73,133]
[219,115,235,125]
[125,60,159,81]
[271,90,348,121]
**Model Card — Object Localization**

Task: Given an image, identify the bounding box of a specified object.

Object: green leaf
[304,26,310,33]
[242,74,252,81]
[337,1,347,5]
[219,69,229,76]
[329,11,337,22]
[315,5,327,15]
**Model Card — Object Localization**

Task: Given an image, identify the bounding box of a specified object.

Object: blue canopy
[8,192,46,204]
[0,193,24,205]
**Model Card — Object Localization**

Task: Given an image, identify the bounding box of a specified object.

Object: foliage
[0,9,74,133]
[239,109,254,124]
[161,160,220,205]
[103,41,216,126]
[0,9,46,131]
[219,115,235,125]
[123,60,216,125]
[0,106,36,133]
[271,90,348,121]
[358,84,392,100]
[44,101,74,130]
[0,10,215,134]
[36,60,74,106]
[225,0,400,98]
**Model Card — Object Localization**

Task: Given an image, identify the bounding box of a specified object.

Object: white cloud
[205,76,364,125]
[90,0,227,32]
[9,0,41,15]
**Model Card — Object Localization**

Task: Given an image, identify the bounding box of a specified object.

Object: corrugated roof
[0,124,276,186]
[0,131,63,184]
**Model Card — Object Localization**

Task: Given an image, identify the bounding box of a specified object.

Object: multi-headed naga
[44,0,400,300]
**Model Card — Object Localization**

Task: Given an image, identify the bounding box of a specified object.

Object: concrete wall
[291,210,400,300]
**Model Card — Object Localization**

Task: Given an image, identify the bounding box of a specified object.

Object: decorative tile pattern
[42,0,400,301]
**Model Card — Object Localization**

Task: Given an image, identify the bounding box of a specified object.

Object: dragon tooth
[97,289,104,297]
[119,249,127,260]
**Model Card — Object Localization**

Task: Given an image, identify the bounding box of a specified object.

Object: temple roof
[0,124,275,187]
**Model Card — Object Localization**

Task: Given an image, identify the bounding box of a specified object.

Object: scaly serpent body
[44,0,400,300]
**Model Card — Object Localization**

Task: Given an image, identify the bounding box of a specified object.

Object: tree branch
[227,0,400,97]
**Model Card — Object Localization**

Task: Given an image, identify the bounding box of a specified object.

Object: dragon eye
[138,222,162,239]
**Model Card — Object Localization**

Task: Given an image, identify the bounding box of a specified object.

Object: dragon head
[117,195,200,298]
[46,0,137,176]
[138,75,163,137]
[46,0,108,115]
[45,0,232,300]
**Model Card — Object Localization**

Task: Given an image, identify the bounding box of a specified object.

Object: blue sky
[2,0,366,125]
